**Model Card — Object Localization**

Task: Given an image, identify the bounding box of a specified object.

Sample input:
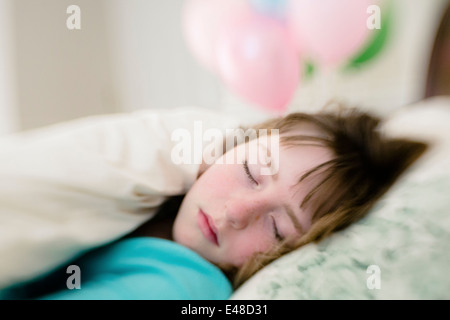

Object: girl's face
[172,136,332,270]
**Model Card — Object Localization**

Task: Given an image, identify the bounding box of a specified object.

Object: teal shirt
[3,238,232,300]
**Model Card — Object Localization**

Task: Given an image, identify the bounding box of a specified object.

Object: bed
[231,95,450,299]
[230,3,450,299]
[1,2,449,301]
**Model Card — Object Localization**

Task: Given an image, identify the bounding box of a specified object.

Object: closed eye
[243,160,258,185]
[271,216,283,241]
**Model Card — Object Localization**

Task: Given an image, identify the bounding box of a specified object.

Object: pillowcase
[230,96,450,299]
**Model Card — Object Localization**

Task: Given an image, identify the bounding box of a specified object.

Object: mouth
[197,209,219,246]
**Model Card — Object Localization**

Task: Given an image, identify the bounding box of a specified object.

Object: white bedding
[1,96,449,299]
[0,106,240,289]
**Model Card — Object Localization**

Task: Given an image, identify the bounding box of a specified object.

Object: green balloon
[343,2,393,71]
[300,2,393,79]
[303,60,315,80]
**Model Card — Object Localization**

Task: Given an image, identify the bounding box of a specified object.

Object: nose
[225,196,272,230]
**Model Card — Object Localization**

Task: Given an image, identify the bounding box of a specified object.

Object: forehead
[252,121,332,168]
[264,140,333,233]
[244,133,332,196]
[277,142,332,188]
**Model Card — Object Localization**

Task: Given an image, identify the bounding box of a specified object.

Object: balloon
[287,0,372,67]
[345,0,392,70]
[216,12,300,113]
[182,0,249,71]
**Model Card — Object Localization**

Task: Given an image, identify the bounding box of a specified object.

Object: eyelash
[243,160,258,185]
[243,160,282,241]
[271,216,283,242]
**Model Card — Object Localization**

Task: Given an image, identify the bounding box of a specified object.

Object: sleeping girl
[0,106,427,299]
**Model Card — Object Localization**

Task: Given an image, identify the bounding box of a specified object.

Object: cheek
[198,165,238,196]
[225,230,273,267]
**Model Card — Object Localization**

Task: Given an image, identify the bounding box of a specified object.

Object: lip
[197,209,219,246]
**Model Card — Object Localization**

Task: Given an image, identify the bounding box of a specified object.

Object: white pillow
[231,96,450,299]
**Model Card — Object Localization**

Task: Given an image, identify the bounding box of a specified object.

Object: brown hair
[230,107,428,288]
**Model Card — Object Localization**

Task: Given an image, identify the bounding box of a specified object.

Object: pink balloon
[287,0,372,67]
[182,0,249,71]
[216,13,300,113]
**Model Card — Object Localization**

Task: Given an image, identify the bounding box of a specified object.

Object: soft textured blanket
[0,106,240,290]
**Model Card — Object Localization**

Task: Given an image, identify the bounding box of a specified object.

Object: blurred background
[0,0,449,134]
